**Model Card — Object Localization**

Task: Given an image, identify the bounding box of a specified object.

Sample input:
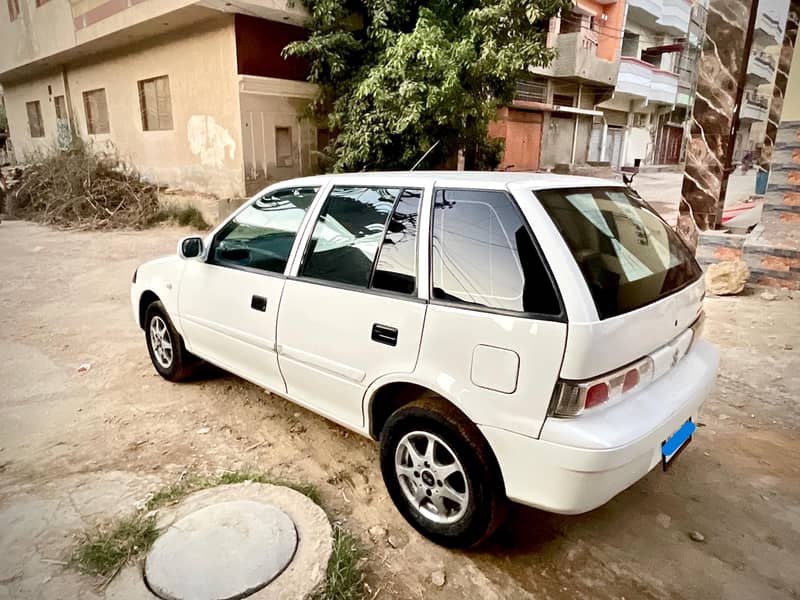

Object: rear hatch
[535,186,704,383]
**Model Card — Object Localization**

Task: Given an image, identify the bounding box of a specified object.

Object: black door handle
[251,295,267,312]
[371,323,398,347]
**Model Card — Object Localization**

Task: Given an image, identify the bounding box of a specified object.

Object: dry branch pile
[14,142,162,230]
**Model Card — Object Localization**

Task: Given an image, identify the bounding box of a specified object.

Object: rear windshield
[535,187,701,319]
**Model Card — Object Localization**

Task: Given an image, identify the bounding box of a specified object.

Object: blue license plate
[661,419,695,470]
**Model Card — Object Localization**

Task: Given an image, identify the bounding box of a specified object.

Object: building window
[54,95,68,120]
[275,127,293,167]
[138,75,173,131]
[83,89,110,134]
[7,0,20,20]
[26,101,45,138]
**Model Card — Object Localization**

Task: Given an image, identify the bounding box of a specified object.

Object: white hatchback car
[132,172,718,547]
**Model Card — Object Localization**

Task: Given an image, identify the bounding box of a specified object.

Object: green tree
[285,0,570,172]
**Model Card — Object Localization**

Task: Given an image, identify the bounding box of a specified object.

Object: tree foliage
[285,0,571,172]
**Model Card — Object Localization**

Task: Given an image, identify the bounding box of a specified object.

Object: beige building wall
[60,15,244,197]
[3,70,68,157]
[0,0,76,76]
[238,76,318,194]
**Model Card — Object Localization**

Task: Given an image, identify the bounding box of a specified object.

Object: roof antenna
[410,140,440,172]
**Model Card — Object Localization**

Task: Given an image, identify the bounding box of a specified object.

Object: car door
[277,184,427,430]
[414,187,568,439]
[178,185,320,394]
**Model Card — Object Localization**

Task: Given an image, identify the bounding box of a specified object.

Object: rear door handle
[371,323,398,347]
[251,295,267,312]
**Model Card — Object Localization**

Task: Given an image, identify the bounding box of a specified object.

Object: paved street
[1,220,799,599]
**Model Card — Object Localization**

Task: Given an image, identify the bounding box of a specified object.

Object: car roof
[271,171,626,192]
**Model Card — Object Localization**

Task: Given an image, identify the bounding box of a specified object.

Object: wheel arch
[138,290,161,329]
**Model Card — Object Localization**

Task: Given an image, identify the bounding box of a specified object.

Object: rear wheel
[144,301,196,382]
[379,396,507,548]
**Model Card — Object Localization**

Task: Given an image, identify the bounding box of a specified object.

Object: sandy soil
[1,220,799,600]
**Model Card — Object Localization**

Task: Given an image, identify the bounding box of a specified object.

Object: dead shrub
[14,137,162,230]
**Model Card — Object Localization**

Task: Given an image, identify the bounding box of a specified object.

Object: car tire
[144,301,196,382]
[379,395,508,548]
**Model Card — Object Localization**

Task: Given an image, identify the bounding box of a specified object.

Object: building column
[679,0,759,236]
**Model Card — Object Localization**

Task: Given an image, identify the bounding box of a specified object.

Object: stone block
[705,260,749,295]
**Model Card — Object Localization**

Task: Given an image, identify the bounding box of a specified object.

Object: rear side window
[535,187,702,319]
[301,187,401,287]
[431,189,561,315]
[211,187,318,274]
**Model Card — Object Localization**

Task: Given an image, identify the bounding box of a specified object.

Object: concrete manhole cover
[144,500,298,600]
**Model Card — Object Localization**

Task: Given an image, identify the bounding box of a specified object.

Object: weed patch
[70,513,159,579]
[314,525,366,600]
[148,205,209,230]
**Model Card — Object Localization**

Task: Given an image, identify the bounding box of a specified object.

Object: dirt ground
[1,220,799,600]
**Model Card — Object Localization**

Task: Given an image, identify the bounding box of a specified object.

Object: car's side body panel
[413,304,568,438]
[130,255,187,334]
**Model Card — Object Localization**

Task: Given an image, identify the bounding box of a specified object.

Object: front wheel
[379,397,508,548]
[144,301,196,382]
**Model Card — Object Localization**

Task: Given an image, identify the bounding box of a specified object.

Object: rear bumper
[480,339,719,514]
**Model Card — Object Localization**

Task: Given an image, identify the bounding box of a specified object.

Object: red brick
[779,213,800,224]
[789,172,800,185]
[713,247,742,260]
[793,150,800,165]
[756,276,800,290]
[760,255,800,270]
[785,192,800,206]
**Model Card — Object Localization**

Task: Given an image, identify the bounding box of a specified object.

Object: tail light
[550,356,654,417]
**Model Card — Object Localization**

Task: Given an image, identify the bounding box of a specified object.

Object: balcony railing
[617,57,679,105]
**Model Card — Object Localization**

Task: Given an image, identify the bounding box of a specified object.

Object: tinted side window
[211,187,318,274]
[371,189,422,295]
[301,187,401,287]
[431,189,561,315]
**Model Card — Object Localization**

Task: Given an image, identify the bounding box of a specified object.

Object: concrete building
[733,1,788,163]
[0,0,323,204]
[491,0,626,172]
[597,0,694,168]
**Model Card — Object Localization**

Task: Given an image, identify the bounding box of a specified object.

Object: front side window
[535,186,702,319]
[211,187,318,274]
[301,186,403,288]
[431,189,561,315]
